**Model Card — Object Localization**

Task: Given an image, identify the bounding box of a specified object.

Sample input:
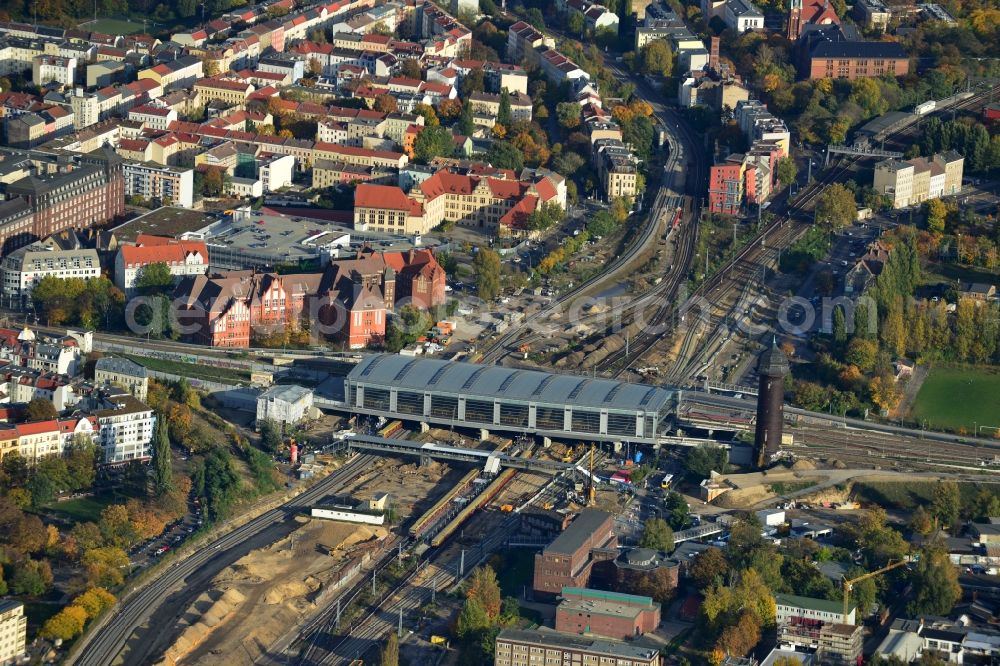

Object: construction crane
[842,559,909,620]
[588,443,596,506]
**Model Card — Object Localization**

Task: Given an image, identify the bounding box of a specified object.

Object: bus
[660,474,674,490]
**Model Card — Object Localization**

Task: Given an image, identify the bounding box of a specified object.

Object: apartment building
[93,393,156,464]
[495,628,661,666]
[94,356,149,402]
[506,21,555,64]
[469,91,533,123]
[32,55,76,87]
[193,77,255,108]
[0,244,100,304]
[779,622,864,666]
[873,150,964,209]
[128,103,178,131]
[0,600,26,665]
[708,154,746,215]
[595,140,640,200]
[122,162,194,208]
[313,143,408,169]
[137,55,204,91]
[114,235,209,294]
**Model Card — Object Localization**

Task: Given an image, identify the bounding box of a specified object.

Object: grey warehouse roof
[347,354,672,413]
[95,356,148,378]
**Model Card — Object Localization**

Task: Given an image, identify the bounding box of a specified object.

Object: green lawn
[911,367,1000,433]
[46,495,113,524]
[123,355,250,385]
[80,17,146,34]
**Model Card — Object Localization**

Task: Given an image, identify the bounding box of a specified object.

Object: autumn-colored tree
[126,498,167,541]
[925,198,947,233]
[465,566,502,621]
[99,504,138,549]
[278,129,294,139]
[168,403,193,448]
[373,94,398,114]
[910,505,934,536]
[73,587,116,620]
[413,103,439,127]
[717,610,762,657]
[869,374,901,413]
[437,98,462,120]
[41,605,87,641]
[82,546,130,587]
[689,547,729,589]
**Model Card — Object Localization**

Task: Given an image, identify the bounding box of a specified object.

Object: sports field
[911,366,1000,433]
[79,17,147,34]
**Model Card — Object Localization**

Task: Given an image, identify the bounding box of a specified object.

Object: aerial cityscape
[0,0,996,664]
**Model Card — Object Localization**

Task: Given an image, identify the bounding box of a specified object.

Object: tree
[73,587,116,620]
[399,58,422,81]
[414,103,439,127]
[663,491,690,530]
[152,417,172,494]
[66,435,98,491]
[908,545,961,616]
[587,211,617,237]
[525,7,545,28]
[25,397,58,421]
[685,443,729,479]
[41,605,87,641]
[461,69,485,97]
[556,101,581,129]
[925,198,947,233]
[497,89,512,128]
[776,157,797,185]
[413,126,455,164]
[381,632,399,666]
[717,610,762,658]
[373,94,398,114]
[28,456,69,506]
[11,558,53,596]
[474,248,501,302]
[690,547,729,589]
[639,518,674,552]
[99,504,138,549]
[457,99,475,137]
[82,546,130,587]
[466,566,502,621]
[70,522,104,552]
[910,505,934,535]
[931,481,960,530]
[845,337,878,372]
[438,98,462,121]
[567,10,585,35]
[846,566,876,617]
[485,140,524,171]
[135,261,174,296]
[639,39,673,77]
[815,183,856,229]
[456,597,490,638]
[259,418,282,453]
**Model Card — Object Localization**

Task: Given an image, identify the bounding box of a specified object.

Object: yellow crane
[842,559,909,620]
[588,443,596,507]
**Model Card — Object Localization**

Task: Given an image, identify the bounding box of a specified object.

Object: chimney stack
[710,37,720,72]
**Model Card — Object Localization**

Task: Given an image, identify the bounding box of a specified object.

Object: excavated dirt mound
[790,459,817,471]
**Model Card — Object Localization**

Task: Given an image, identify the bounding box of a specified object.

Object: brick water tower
[753,338,789,468]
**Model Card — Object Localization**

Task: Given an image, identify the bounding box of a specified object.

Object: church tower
[787,0,803,40]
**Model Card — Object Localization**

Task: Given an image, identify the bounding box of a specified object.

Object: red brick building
[0,146,124,255]
[171,248,445,349]
[533,509,617,598]
[807,39,908,80]
[787,0,840,40]
[555,587,662,640]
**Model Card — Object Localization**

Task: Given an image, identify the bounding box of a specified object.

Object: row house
[137,55,204,91]
[873,151,964,209]
[0,416,96,464]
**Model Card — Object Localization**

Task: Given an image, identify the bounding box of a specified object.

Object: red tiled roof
[120,236,208,268]
[354,184,413,210]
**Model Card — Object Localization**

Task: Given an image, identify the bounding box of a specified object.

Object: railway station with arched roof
[344,354,676,444]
